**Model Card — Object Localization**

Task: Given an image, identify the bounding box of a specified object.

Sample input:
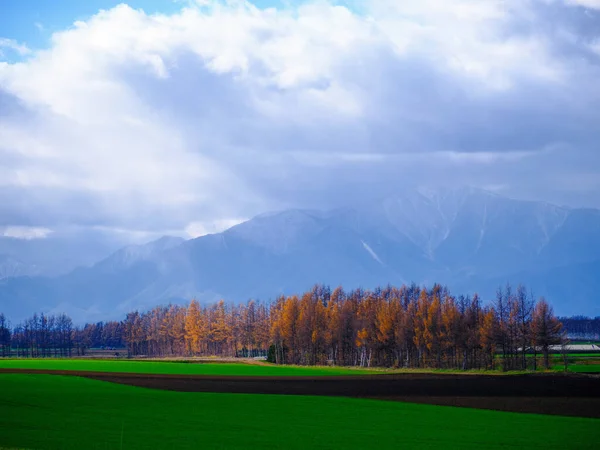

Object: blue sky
[1,0,600,239]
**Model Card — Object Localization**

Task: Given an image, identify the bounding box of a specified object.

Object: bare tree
[0,313,11,357]
[559,331,570,372]
[532,298,563,369]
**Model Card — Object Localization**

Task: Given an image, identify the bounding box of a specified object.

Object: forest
[0,283,577,370]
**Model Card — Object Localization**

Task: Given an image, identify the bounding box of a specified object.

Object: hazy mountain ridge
[94,236,185,273]
[1,187,598,322]
[0,254,35,279]
[0,229,146,278]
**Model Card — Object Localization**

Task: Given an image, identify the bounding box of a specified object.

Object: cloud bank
[0,0,599,239]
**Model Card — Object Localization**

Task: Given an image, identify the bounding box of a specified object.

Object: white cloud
[0,0,599,239]
[2,226,53,240]
[566,0,600,9]
[365,0,564,88]
[0,38,31,57]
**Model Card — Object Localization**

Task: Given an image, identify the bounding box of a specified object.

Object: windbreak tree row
[1,312,75,358]
[0,313,123,358]
[1,282,565,370]
[267,283,563,370]
[557,316,600,340]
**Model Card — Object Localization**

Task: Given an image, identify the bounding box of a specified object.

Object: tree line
[1,282,570,370]
[0,313,123,357]
[267,283,565,370]
[557,316,600,341]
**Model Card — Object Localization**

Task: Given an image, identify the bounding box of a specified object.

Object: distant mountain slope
[1,188,599,323]
[94,236,185,272]
[0,229,143,278]
[0,254,33,279]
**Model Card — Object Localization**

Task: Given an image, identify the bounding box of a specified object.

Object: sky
[1,0,600,241]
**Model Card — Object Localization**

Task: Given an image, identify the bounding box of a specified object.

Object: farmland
[1,373,600,450]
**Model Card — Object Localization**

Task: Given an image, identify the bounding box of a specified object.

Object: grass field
[555,364,600,373]
[0,359,383,376]
[0,358,543,376]
[4,357,600,377]
[1,374,599,450]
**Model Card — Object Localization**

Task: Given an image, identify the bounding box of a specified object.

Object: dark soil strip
[3,369,600,417]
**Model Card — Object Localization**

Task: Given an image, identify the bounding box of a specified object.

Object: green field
[0,359,383,376]
[555,364,600,373]
[5,358,600,377]
[1,374,598,450]
[0,359,533,376]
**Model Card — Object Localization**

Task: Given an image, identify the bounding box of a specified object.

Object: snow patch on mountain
[361,241,384,265]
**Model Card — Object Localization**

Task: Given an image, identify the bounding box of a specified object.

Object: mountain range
[1,187,599,323]
[0,228,147,279]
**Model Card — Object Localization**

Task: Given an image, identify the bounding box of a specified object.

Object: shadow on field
[3,369,600,418]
